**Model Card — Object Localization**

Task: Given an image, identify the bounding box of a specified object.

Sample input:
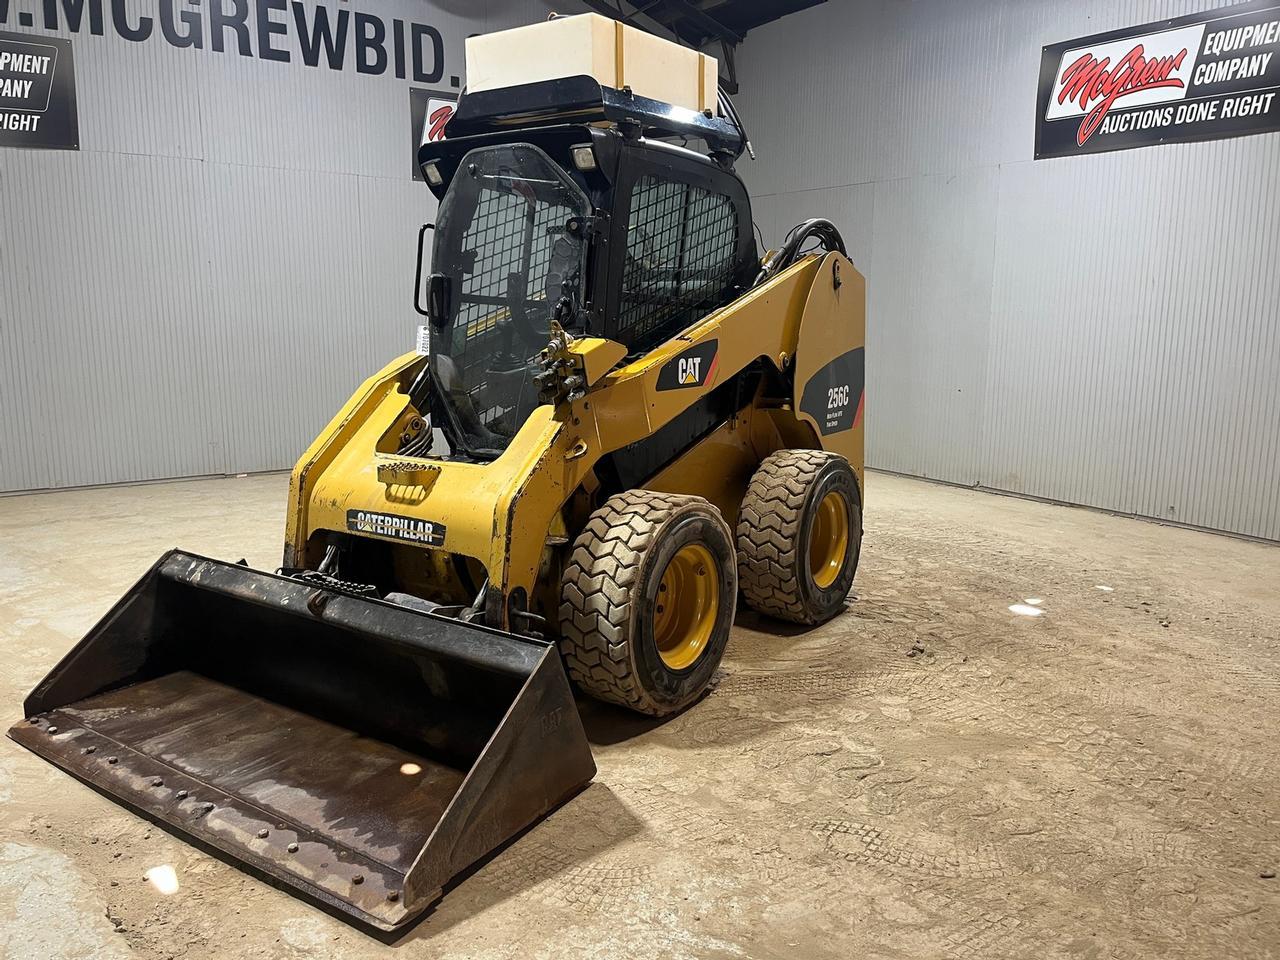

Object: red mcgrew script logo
[418,97,454,146]
[1046,24,1205,146]
[1060,46,1187,144]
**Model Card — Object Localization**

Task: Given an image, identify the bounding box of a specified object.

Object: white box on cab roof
[465,13,719,114]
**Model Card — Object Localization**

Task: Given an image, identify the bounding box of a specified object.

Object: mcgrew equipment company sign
[0,29,77,149]
[1036,0,1280,159]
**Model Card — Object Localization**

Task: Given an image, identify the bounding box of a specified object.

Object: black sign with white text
[1036,0,1280,158]
[799,348,864,437]
[0,30,77,149]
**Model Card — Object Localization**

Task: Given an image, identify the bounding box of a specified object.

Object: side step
[8,551,595,931]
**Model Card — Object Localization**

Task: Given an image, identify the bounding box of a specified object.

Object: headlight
[570,144,596,172]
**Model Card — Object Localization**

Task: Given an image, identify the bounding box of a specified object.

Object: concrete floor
[0,471,1277,959]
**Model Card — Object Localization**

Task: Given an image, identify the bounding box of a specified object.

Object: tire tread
[559,490,699,714]
[737,449,850,624]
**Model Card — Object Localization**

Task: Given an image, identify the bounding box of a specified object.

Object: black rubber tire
[559,491,737,716]
[736,449,862,625]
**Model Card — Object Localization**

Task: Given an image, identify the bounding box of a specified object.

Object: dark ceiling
[576,0,828,90]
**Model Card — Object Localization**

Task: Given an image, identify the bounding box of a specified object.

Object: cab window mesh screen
[618,176,737,351]
[445,188,578,432]
[451,190,571,389]
[426,142,588,457]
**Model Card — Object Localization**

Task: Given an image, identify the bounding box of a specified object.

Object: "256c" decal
[800,347,865,436]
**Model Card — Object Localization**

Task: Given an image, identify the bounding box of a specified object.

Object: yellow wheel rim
[809,491,850,590]
[653,543,719,671]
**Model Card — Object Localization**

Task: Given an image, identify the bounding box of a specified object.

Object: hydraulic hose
[754,218,848,286]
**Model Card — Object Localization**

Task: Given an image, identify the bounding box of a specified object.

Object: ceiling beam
[578,0,742,46]
[655,0,743,44]
[576,0,683,44]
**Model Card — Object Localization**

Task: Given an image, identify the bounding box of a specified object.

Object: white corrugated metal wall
[5,1,1278,543]
[0,0,574,492]
[738,0,1280,541]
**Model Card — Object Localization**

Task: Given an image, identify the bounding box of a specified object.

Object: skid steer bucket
[7,551,595,931]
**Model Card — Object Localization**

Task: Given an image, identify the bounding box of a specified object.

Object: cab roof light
[570,144,596,172]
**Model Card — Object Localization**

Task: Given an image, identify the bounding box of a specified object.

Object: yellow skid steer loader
[9,16,865,932]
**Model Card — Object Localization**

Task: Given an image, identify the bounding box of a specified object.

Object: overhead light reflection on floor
[1009,603,1044,617]
[1024,597,1043,605]
[400,763,422,776]
[145,864,179,895]
[1096,585,1114,592]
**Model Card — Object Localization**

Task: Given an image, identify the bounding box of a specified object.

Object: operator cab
[414,76,759,461]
